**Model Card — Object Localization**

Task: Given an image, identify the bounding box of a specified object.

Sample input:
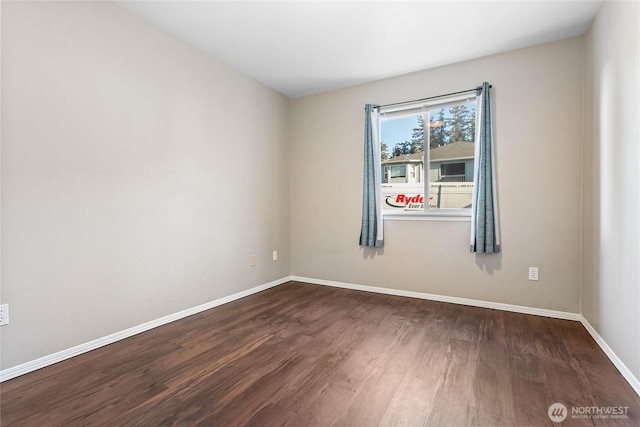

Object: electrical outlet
[250,255,256,267]
[528,267,539,281]
[272,250,278,261]
[0,304,9,326]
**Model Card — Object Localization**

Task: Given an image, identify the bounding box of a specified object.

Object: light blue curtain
[360,104,384,247]
[470,82,501,253]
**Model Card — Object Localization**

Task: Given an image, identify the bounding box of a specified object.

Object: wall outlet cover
[0,304,9,326]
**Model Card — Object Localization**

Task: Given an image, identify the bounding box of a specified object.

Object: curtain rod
[376,84,492,110]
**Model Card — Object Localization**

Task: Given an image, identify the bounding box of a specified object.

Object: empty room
[1,0,639,425]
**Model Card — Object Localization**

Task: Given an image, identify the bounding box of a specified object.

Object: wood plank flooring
[2,281,639,426]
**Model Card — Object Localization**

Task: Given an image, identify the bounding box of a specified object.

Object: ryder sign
[381,183,473,211]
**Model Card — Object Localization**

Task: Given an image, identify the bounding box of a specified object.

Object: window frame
[379,92,477,221]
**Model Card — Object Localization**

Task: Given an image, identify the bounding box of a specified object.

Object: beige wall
[582,1,640,382]
[0,1,290,369]
[291,37,584,313]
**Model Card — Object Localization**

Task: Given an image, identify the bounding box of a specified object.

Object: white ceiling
[116,1,603,98]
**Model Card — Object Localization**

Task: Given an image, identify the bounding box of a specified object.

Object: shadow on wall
[475,252,502,274]
[361,246,384,259]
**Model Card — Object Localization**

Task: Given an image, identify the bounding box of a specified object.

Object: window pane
[379,98,476,214]
[380,114,424,212]
[389,165,406,178]
[428,102,475,209]
[441,163,465,176]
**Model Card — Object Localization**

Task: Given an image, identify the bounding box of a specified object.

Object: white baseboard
[0,277,290,383]
[579,317,640,396]
[291,276,582,321]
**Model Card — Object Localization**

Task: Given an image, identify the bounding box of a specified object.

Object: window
[379,93,477,217]
[389,165,406,179]
[441,162,465,177]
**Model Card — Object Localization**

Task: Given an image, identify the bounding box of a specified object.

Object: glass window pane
[390,165,406,178]
[380,114,424,212]
[428,101,476,209]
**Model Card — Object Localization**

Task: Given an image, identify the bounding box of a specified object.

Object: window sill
[383,210,471,222]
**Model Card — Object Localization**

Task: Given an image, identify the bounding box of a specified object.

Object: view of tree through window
[380,100,476,213]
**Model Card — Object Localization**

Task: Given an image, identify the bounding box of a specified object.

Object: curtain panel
[470,82,501,253]
[359,104,384,247]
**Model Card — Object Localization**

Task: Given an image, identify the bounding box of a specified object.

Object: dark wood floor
[2,281,639,426]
